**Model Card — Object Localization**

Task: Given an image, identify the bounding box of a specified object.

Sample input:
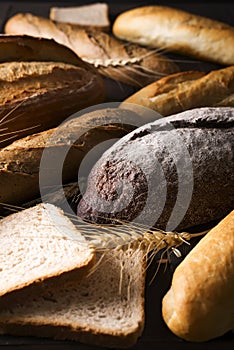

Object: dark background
[0,1,233,350]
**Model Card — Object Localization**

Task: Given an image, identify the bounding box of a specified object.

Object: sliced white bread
[0,203,95,308]
[0,244,146,348]
[50,3,110,32]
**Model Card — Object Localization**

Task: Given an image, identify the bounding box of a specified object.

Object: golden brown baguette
[113,6,234,66]
[0,61,105,148]
[4,13,179,87]
[124,66,234,116]
[0,34,92,70]
[162,210,234,342]
[0,107,157,208]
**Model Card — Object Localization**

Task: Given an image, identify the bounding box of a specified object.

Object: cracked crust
[125,66,234,115]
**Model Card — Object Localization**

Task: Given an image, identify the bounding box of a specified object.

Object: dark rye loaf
[77,107,234,231]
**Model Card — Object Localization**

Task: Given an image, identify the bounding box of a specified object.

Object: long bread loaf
[0,107,157,208]
[0,61,105,148]
[113,5,234,66]
[4,13,179,87]
[124,66,234,115]
[0,34,92,69]
[162,210,234,342]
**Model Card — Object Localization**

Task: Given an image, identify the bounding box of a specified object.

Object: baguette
[50,3,110,32]
[0,106,157,208]
[113,5,234,66]
[0,244,146,348]
[77,107,234,230]
[0,61,105,148]
[4,13,179,87]
[0,203,95,309]
[162,210,234,342]
[124,66,234,115]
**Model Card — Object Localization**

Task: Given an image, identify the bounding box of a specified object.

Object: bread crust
[0,203,95,310]
[77,107,234,230]
[4,13,179,87]
[113,6,234,65]
[0,107,157,207]
[0,34,91,69]
[124,66,234,115]
[0,246,146,348]
[0,60,105,147]
[162,210,234,341]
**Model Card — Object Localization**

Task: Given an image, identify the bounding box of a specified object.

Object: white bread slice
[0,244,146,348]
[0,203,94,308]
[50,3,110,32]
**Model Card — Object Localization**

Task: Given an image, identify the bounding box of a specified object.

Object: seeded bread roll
[113,6,234,66]
[4,13,179,87]
[162,210,234,342]
[124,66,234,115]
[77,107,234,231]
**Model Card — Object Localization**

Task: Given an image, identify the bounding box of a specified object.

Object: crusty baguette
[4,13,179,87]
[162,210,234,342]
[77,107,234,231]
[0,203,95,309]
[0,34,91,70]
[0,244,146,348]
[113,5,234,66]
[124,66,234,115]
[0,107,157,208]
[0,60,105,148]
[50,3,110,32]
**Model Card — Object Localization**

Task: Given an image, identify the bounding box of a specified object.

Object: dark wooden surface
[0,1,233,349]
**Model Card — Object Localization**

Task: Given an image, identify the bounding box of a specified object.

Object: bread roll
[4,13,179,87]
[124,66,234,115]
[113,6,234,66]
[0,61,105,147]
[162,210,234,341]
[77,107,234,230]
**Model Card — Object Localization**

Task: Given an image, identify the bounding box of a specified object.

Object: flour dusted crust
[113,6,234,65]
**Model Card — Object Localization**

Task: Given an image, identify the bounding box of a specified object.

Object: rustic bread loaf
[0,106,157,208]
[162,210,234,342]
[50,3,110,32]
[0,203,95,309]
[113,5,234,66]
[0,244,146,348]
[4,13,179,87]
[0,60,105,148]
[77,107,234,231]
[124,66,234,115]
[0,34,92,69]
